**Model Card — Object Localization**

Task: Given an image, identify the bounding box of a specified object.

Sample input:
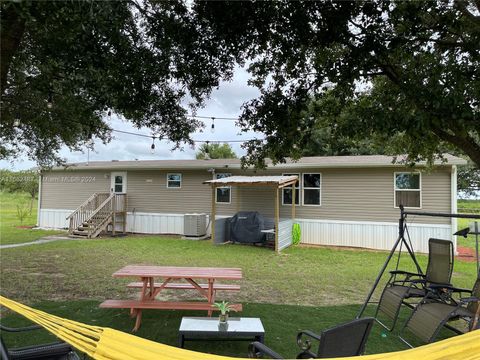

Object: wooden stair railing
[86,193,116,238]
[67,193,126,238]
[66,192,110,234]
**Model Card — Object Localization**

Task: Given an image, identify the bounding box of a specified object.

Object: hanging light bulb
[150,137,156,154]
[210,117,215,133]
[47,92,53,109]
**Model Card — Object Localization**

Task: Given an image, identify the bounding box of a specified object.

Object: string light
[210,117,215,133]
[111,129,264,143]
[47,92,53,109]
[150,137,156,154]
[187,114,238,121]
[109,119,264,156]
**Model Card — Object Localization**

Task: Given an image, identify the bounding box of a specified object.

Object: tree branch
[433,127,480,168]
[1,4,26,95]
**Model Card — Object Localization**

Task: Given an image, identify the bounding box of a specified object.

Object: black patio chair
[375,238,454,331]
[0,323,80,360]
[399,273,480,347]
[248,317,374,359]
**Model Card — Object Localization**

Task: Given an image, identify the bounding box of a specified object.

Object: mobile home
[38,155,466,253]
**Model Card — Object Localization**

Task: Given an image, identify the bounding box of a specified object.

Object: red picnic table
[100,265,243,331]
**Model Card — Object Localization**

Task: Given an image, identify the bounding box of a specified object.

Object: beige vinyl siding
[40,170,110,209]
[40,166,452,225]
[126,170,240,215]
[275,167,451,224]
[237,186,276,218]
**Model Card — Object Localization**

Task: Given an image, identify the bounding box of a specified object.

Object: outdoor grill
[229,211,266,244]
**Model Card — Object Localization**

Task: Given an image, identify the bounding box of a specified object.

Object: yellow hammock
[1,296,479,360]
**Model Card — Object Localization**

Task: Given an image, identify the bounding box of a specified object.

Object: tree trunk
[1,4,26,95]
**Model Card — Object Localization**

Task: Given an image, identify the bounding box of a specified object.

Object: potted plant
[212,301,235,330]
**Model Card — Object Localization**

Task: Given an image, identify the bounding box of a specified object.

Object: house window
[282,173,300,205]
[303,173,321,206]
[167,173,182,188]
[216,173,232,203]
[394,172,421,208]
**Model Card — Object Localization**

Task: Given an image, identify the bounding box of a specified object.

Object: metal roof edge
[45,155,467,172]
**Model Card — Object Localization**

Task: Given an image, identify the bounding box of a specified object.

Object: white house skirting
[126,212,185,234]
[38,209,453,253]
[295,218,453,254]
[38,209,72,229]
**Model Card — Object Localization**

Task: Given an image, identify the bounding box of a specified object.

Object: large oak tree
[2,1,479,168]
[1,1,237,166]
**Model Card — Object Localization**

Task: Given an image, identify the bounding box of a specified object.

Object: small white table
[178,317,265,348]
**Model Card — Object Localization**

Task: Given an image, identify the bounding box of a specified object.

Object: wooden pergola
[203,175,298,252]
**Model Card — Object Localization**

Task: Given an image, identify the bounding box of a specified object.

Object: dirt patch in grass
[456,246,478,262]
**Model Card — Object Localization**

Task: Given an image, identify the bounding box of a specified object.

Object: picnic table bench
[100,265,243,331]
[126,282,241,292]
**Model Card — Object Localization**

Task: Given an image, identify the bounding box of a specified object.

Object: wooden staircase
[67,192,127,238]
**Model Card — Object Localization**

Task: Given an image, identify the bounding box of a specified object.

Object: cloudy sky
[0,66,261,171]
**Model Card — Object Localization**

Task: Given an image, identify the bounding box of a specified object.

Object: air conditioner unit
[184,213,207,237]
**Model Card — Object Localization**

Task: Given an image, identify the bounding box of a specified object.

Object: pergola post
[275,186,279,252]
[211,185,216,243]
[292,184,296,220]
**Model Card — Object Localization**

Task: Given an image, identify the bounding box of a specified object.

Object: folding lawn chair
[0,323,80,360]
[248,317,374,359]
[399,273,480,347]
[375,238,454,331]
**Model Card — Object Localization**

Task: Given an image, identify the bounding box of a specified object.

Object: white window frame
[302,173,322,207]
[282,173,300,206]
[394,172,422,209]
[166,173,182,189]
[215,173,232,204]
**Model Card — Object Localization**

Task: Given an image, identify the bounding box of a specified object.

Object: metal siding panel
[125,212,184,234]
[38,209,72,228]
[296,219,452,253]
[278,219,293,251]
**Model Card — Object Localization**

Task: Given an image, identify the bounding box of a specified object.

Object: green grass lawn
[0,194,478,357]
[1,237,478,357]
[0,191,65,245]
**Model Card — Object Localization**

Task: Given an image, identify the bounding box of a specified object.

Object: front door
[111,172,127,193]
